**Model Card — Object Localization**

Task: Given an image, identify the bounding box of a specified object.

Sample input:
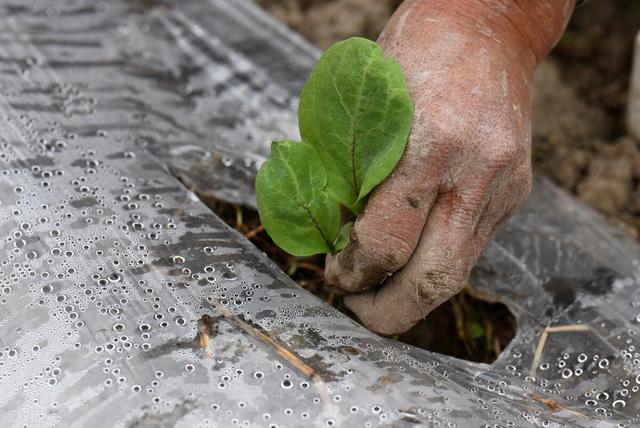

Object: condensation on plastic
[0,0,639,427]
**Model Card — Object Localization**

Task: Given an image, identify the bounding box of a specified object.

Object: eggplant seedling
[256,37,413,256]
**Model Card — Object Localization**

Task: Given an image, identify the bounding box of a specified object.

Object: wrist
[489,0,575,63]
[398,0,575,68]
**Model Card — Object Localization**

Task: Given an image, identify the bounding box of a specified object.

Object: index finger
[344,189,486,335]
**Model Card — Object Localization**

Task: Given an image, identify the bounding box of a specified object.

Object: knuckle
[357,230,414,272]
[480,141,519,169]
[416,122,460,155]
[416,265,464,300]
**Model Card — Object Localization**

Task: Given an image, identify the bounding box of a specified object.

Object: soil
[220,0,640,363]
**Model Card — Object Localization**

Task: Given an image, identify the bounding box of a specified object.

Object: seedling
[256,37,413,256]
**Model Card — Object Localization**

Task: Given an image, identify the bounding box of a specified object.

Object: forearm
[389,0,575,69]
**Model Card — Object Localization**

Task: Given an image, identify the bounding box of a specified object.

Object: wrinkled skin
[325,0,575,335]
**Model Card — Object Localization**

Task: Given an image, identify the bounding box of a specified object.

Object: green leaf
[255,141,341,256]
[256,38,414,256]
[333,221,354,252]
[298,37,413,213]
[469,321,485,340]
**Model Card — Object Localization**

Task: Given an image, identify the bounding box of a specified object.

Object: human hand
[325,0,575,335]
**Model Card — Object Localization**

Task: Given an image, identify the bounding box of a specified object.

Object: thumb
[325,149,440,292]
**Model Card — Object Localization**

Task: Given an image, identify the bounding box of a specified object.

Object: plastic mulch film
[0,0,639,426]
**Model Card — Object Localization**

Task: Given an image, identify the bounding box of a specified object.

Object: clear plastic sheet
[1,0,639,426]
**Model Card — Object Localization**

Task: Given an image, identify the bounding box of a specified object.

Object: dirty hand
[325,0,575,335]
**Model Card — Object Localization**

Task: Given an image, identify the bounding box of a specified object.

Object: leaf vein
[279,156,332,249]
[350,51,376,198]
